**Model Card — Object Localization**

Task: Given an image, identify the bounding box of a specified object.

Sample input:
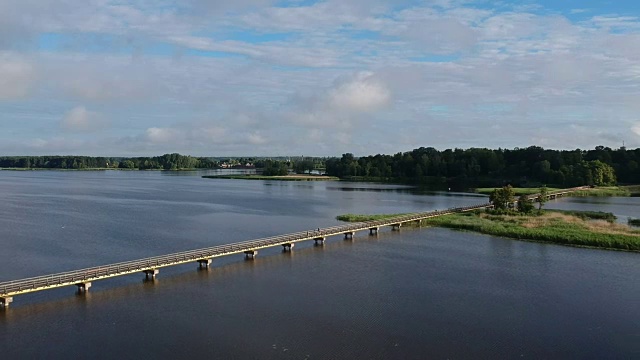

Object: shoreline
[474,185,640,197]
[203,175,639,196]
[0,167,202,171]
[3,168,639,197]
[202,174,339,181]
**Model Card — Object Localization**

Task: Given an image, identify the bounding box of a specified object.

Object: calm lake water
[0,171,638,359]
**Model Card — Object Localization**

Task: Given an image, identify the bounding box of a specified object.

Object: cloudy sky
[1,0,639,156]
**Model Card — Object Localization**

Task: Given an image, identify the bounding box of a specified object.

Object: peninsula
[337,186,640,252]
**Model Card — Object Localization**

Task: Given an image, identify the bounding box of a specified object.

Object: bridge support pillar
[197,259,213,269]
[0,297,13,308]
[314,237,325,246]
[391,223,402,231]
[282,243,294,252]
[415,219,422,226]
[344,232,354,240]
[143,269,159,280]
[244,250,257,260]
[76,282,92,293]
[369,227,379,235]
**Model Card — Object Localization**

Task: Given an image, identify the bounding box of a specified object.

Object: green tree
[517,194,534,213]
[588,160,616,186]
[262,160,289,176]
[119,160,135,169]
[293,160,314,174]
[489,185,515,210]
[536,186,548,210]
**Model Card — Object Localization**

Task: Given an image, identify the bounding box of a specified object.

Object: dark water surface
[0,171,638,359]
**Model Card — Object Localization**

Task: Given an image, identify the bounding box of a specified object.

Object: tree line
[325,146,637,187]
[0,154,216,170]
[0,154,326,172]
[2,146,639,187]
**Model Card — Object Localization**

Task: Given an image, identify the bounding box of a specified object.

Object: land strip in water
[203,174,339,181]
[337,210,640,252]
[474,186,640,197]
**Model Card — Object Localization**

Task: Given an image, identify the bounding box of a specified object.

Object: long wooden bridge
[523,186,590,201]
[0,186,588,308]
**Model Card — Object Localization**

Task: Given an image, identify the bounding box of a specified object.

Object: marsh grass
[336,208,638,251]
[548,209,616,222]
[475,187,561,195]
[570,187,631,197]
[425,212,640,251]
[475,186,633,197]
[620,185,640,196]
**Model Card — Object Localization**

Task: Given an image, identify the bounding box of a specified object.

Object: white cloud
[328,72,391,112]
[2,1,640,155]
[168,36,340,67]
[247,132,267,145]
[193,127,227,140]
[139,124,270,151]
[241,2,362,32]
[570,9,589,14]
[632,124,640,137]
[145,127,180,143]
[590,15,640,30]
[285,71,392,143]
[22,136,87,154]
[391,7,481,54]
[60,106,106,132]
[0,54,34,99]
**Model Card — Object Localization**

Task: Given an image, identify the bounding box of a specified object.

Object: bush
[629,218,640,226]
[549,210,616,222]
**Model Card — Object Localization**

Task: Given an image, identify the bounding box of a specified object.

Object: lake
[0,171,638,359]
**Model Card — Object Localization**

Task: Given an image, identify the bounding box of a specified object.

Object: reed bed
[425,212,640,251]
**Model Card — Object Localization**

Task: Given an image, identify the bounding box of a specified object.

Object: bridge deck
[0,187,587,305]
[0,203,490,298]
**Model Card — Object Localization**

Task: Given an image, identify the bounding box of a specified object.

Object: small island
[337,209,640,252]
[337,186,640,252]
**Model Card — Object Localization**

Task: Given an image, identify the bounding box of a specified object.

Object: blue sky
[1,0,640,156]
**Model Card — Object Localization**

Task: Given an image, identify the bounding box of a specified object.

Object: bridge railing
[521,186,591,201]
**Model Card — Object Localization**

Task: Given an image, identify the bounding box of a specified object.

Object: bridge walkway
[0,186,585,307]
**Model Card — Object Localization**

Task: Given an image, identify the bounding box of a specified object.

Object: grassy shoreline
[203,174,339,181]
[337,210,640,252]
[474,186,635,197]
[474,187,562,195]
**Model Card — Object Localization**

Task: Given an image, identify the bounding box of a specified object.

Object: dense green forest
[0,153,217,170]
[325,146,637,187]
[2,146,639,188]
[0,154,322,172]
[0,154,321,172]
